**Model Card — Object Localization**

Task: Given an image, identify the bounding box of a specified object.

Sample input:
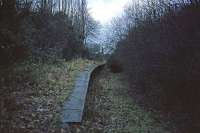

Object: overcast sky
[87,0,132,24]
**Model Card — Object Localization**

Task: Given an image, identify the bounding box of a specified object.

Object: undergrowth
[0,58,95,133]
[74,69,172,133]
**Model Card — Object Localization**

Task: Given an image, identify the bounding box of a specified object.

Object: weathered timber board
[61,65,98,124]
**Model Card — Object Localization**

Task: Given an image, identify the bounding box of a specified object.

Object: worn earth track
[66,66,172,133]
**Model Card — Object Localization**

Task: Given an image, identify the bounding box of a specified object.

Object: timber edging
[61,63,105,126]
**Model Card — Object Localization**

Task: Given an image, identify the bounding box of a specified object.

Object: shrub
[111,2,200,131]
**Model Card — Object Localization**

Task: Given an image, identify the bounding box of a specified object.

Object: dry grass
[0,58,97,133]
[76,69,172,133]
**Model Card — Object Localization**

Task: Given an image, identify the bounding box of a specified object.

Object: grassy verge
[71,69,172,133]
[0,58,96,133]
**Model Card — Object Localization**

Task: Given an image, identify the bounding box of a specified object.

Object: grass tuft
[81,69,171,133]
[0,58,96,132]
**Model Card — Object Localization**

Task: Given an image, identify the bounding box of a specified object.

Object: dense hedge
[0,1,88,66]
[111,3,200,132]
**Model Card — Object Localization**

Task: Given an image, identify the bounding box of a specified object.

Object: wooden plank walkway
[61,65,97,124]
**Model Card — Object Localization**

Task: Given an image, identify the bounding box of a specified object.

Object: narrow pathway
[72,69,171,133]
[61,65,97,125]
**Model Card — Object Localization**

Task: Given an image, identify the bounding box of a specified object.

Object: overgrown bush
[0,0,23,65]
[20,11,86,62]
[0,0,88,66]
[111,1,200,132]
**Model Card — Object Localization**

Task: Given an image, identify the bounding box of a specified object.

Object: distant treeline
[109,0,200,132]
[0,0,91,65]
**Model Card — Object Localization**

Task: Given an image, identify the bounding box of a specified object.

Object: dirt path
[67,68,171,133]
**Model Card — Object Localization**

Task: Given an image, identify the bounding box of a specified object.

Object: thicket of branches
[110,0,200,132]
[0,0,91,65]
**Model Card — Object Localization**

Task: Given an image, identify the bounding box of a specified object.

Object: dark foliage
[112,3,200,132]
[108,58,123,73]
[0,0,22,65]
[0,0,88,66]
[21,11,87,62]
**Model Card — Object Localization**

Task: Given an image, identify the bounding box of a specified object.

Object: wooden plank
[61,65,97,124]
